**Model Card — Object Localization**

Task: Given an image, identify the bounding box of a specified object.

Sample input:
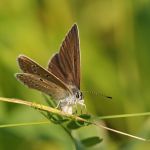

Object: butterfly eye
[76,92,79,98]
[80,92,82,99]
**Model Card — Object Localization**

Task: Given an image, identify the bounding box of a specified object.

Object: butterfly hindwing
[17,55,71,93]
[16,73,69,100]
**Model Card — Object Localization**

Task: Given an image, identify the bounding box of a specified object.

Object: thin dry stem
[0,97,85,122]
[0,97,148,141]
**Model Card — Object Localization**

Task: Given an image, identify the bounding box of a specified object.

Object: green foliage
[67,114,91,130]
[39,95,100,148]
[81,136,103,147]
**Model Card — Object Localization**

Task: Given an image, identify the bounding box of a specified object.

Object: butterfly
[15,24,85,114]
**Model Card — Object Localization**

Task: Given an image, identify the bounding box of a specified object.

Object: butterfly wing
[48,24,80,90]
[17,55,72,100]
[16,73,69,100]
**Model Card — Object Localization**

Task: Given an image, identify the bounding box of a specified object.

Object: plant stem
[60,124,84,150]
[0,97,149,141]
[0,97,85,122]
[96,112,150,120]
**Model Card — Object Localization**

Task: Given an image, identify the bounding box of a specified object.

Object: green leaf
[75,120,90,127]
[67,115,91,130]
[67,120,82,129]
[47,113,69,124]
[73,114,92,127]
[78,114,91,119]
[81,136,103,147]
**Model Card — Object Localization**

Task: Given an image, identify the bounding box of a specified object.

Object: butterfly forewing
[48,24,80,89]
[16,73,70,100]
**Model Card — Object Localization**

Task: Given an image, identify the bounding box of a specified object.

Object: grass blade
[0,121,49,128]
[96,112,150,120]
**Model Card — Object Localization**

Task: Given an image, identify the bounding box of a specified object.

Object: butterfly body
[16,24,85,114]
[59,90,84,114]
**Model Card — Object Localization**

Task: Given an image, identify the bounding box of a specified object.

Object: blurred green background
[0,0,150,150]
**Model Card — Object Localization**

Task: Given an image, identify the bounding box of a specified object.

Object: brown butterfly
[15,24,85,114]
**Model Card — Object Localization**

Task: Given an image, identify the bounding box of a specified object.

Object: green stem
[96,112,150,120]
[0,121,49,128]
[60,124,83,150]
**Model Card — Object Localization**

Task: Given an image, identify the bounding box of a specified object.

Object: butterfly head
[75,91,85,107]
[75,91,83,101]
[58,90,85,114]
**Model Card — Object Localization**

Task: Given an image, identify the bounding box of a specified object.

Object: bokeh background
[0,0,150,150]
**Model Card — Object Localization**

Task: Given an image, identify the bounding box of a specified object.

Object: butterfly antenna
[82,90,112,100]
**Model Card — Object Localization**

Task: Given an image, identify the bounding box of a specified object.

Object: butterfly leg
[72,99,78,115]
[81,103,87,114]
[78,101,87,114]
[55,99,64,109]
[55,100,61,109]
[74,103,78,115]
